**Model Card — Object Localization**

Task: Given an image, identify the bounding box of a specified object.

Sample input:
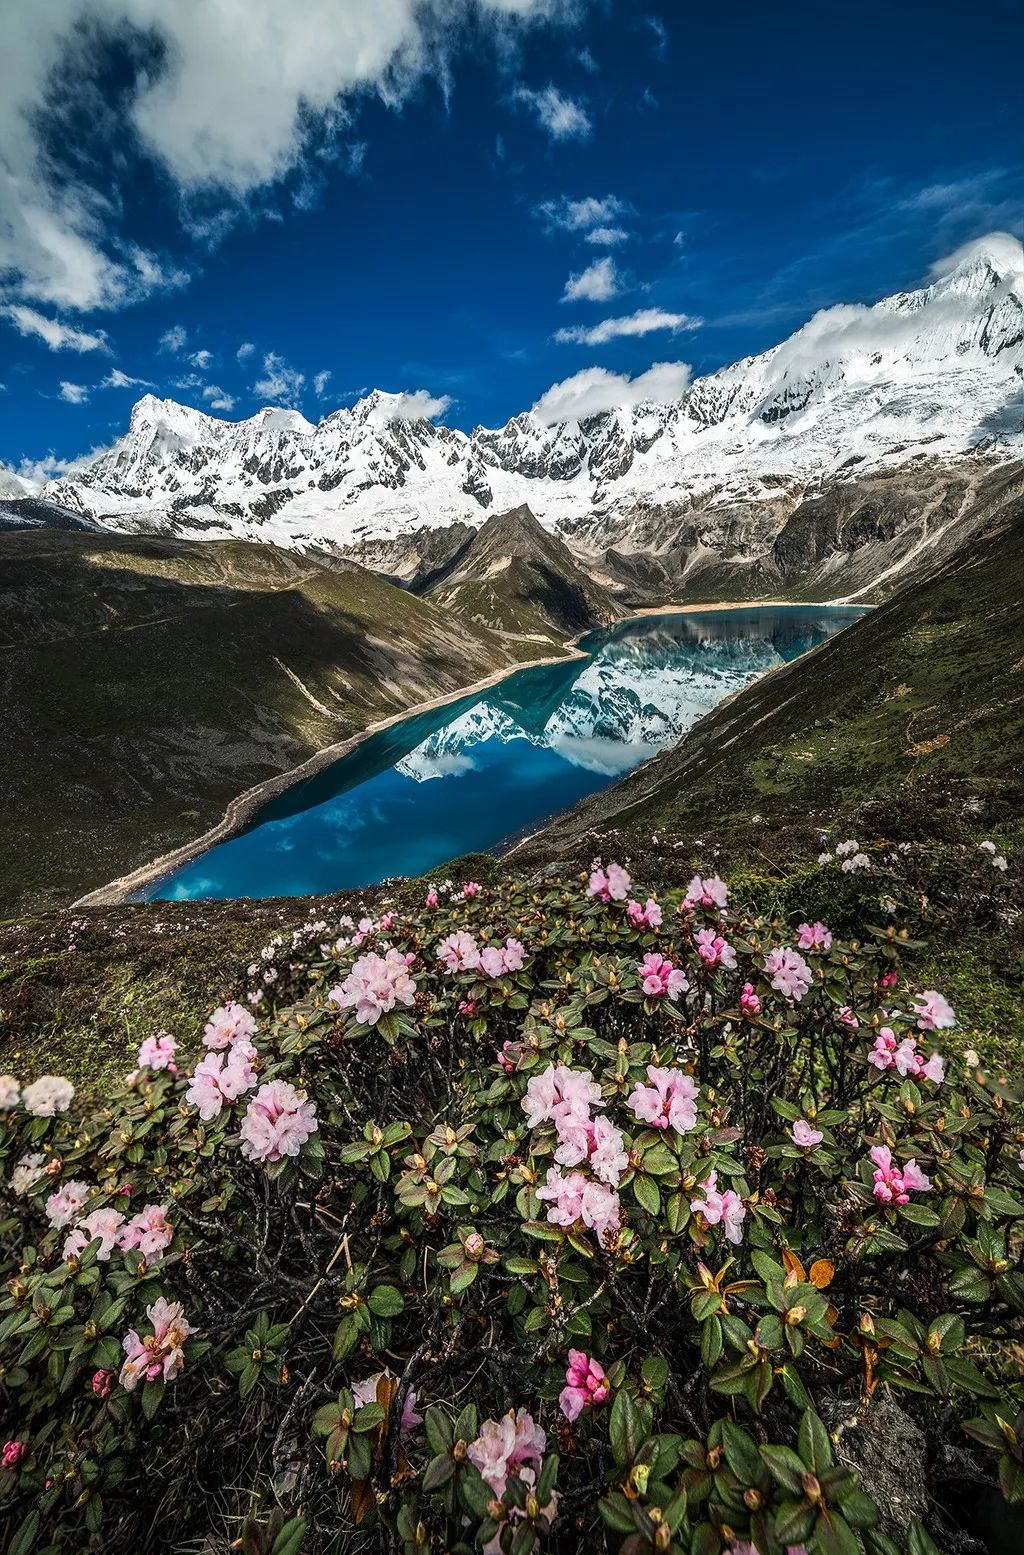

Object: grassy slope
[0,532,554,912]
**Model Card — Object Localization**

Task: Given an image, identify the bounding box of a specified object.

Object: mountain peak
[933,231,1024,286]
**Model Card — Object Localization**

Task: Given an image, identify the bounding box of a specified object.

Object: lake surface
[141,605,865,902]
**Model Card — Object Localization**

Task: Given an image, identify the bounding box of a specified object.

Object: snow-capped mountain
[35,236,1024,569]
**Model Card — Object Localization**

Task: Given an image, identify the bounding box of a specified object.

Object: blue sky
[1,0,1022,475]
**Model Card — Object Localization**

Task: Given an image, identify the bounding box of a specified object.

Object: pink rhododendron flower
[46,1179,90,1229]
[0,1075,20,1110]
[239,1080,317,1164]
[119,1297,192,1390]
[120,1204,174,1264]
[880,970,898,989]
[868,1029,944,1085]
[496,1040,515,1072]
[627,1065,699,1133]
[869,1144,932,1205]
[690,1170,747,1244]
[537,1168,620,1241]
[424,887,439,907]
[763,947,812,1001]
[462,881,481,899]
[521,1065,602,1130]
[638,952,690,999]
[63,1207,126,1263]
[554,1113,628,1187]
[2,1440,27,1471]
[468,1408,546,1498]
[353,1371,422,1436]
[740,983,761,1018]
[136,1032,177,1072]
[587,862,631,902]
[202,1001,257,1051]
[838,1006,859,1029]
[478,938,526,977]
[797,921,833,952]
[437,931,481,973]
[791,1119,823,1148]
[684,873,729,910]
[92,1369,113,1398]
[559,1350,610,1421]
[694,929,737,971]
[22,1075,75,1115]
[627,897,663,930]
[330,948,417,1026]
[913,990,956,1032]
[459,999,477,1016]
[185,1044,257,1121]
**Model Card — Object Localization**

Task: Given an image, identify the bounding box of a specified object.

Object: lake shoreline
[72,598,863,908]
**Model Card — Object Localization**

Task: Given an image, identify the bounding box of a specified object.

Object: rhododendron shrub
[1,865,1022,1555]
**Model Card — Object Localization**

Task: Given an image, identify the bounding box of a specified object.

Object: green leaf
[798,1408,833,1473]
[722,1421,762,1486]
[271,1517,307,1555]
[609,1389,642,1467]
[633,1175,661,1215]
[367,1284,405,1318]
[424,1406,454,1456]
[906,1520,943,1555]
[9,1511,39,1555]
[422,1452,455,1491]
[760,1444,806,1493]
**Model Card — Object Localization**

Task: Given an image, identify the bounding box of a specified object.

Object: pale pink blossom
[691,1170,746,1244]
[468,1408,546,1498]
[559,1350,610,1421]
[437,931,481,974]
[739,983,761,1018]
[0,1076,20,1110]
[462,881,481,899]
[627,897,663,930]
[763,947,812,1001]
[478,938,526,978]
[537,1167,620,1241]
[587,862,631,902]
[638,952,689,999]
[797,922,833,952]
[554,1113,628,1186]
[353,1370,422,1436]
[791,1119,823,1149]
[627,1065,698,1133]
[694,929,736,971]
[22,1075,75,1116]
[239,1080,317,1163]
[838,1006,860,1029]
[10,1153,46,1197]
[913,990,956,1032]
[185,1044,257,1121]
[63,1207,126,1263]
[120,1204,174,1264]
[684,873,729,910]
[869,1144,932,1205]
[46,1179,90,1229]
[136,1033,177,1072]
[521,1065,602,1130]
[202,1001,257,1051]
[119,1297,192,1390]
[330,948,417,1026]
[424,887,439,908]
[868,1028,944,1085]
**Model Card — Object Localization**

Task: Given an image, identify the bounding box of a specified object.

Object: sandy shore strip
[72,638,588,909]
[72,595,868,908]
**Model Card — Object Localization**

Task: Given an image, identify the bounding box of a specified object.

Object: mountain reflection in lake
[142,605,865,901]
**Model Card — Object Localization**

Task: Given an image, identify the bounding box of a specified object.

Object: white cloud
[514,85,591,140]
[101,367,154,389]
[236,341,256,361]
[253,351,305,404]
[555,307,701,345]
[532,361,692,424]
[202,385,235,412]
[927,230,1024,281]
[562,256,619,303]
[539,194,627,232]
[365,389,452,424]
[189,348,213,370]
[58,380,90,404]
[2,304,108,353]
[0,2,581,313]
[160,324,188,353]
[585,226,628,246]
[313,369,332,397]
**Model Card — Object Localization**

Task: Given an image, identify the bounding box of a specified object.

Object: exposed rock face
[24,238,1024,607]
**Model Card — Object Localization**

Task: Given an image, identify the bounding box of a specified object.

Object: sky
[1,0,1022,476]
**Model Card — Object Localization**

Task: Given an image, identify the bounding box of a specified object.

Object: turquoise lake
[141,604,865,902]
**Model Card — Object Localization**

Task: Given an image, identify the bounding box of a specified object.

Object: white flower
[22,1075,75,1116]
[992,855,1008,872]
[10,1153,46,1196]
[835,839,860,857]
[818,852,833,866]
[979,840,997,855]
[0,1075,21,1110]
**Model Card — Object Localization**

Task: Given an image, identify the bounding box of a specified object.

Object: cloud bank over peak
[532,360,691,423]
